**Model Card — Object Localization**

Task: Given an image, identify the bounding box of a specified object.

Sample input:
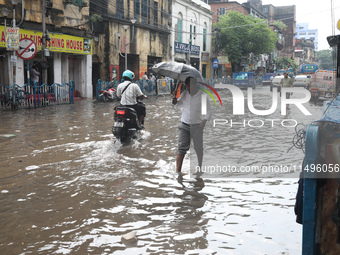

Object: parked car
[270,75,284,92]
[293,75,311,89]
[262,73,276,85]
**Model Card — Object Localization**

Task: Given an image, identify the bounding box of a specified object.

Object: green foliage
[317,49,337,70]
[272,21,287,31]
[273,57,297,72]
[215,11,278,71]
[90,14,103,23]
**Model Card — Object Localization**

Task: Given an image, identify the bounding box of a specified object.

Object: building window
[141,0,148,23]
[299,32,306,35]
[218,8,226,16]
[310,37,315,40]
[117,0,124,18]
[134,0,140,19]
[177,17,182,43]
[263,7,268,13]
[190,24,192,44]
[203,28,206,51]
[154,2,158,24]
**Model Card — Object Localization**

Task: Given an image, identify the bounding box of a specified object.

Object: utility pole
[42,0,47,84]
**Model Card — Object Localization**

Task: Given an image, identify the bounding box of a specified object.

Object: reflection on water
[0,86,323,254]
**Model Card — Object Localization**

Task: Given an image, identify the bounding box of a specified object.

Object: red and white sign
[16,38,37,60]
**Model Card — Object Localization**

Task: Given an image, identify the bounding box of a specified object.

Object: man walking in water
[172,77,212,178]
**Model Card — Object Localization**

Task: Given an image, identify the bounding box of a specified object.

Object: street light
[122,19,137,71]
[1,8,10,36]
[10,0,21,27]
[3,0,21,88]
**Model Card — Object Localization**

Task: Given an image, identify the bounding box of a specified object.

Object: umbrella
[151,61,204,83]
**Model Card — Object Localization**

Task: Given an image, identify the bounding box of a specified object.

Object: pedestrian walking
[172,76,212,178]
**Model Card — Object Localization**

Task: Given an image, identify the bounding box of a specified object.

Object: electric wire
[287,123,306,153]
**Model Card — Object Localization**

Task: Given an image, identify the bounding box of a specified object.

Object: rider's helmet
[122,70,135,81]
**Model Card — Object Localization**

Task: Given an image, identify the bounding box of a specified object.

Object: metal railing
[0,81,74,110]
[96,78,170,101]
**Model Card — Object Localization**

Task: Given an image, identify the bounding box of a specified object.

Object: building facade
[90,0,171,89]
[263,4,296,59]
[171,0,213,78]
[0,0,93,98]
[295,23,318,51]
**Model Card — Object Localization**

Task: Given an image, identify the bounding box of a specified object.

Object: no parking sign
[16,38,37,60]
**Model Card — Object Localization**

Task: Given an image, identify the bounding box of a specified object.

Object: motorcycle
[98,87,119,102]
[112,98,145,143]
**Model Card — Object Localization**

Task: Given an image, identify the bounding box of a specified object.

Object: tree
[274,57,297,72]
[317,49,337,70]
[215,11,278,72]
[271,21,287,31]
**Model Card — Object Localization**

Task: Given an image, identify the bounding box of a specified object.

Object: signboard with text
[174,41,200,55]
[1,25,92,55]
[212,59,219,68]
[6,27,20,50]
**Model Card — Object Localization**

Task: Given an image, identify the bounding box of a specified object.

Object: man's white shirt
[117,81,143,105]
[177,89,212,124]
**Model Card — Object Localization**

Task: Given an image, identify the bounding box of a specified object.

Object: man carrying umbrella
[172,76,212,178]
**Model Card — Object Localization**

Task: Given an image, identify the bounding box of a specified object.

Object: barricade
[138,79,157,96]
[0,81,74,110]
[156,79,173,95]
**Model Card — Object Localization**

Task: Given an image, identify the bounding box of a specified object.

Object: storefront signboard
[174,41,200,55]
[1,25,92,55]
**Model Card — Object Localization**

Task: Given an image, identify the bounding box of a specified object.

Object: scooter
[112,99,145,143]
[98,87,119,102]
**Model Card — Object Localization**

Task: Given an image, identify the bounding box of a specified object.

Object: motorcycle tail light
[117,110,125,115]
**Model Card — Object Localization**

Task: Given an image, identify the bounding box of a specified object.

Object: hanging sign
[212,59,219,68]
[16,38,37,60]
[6,27,20,50]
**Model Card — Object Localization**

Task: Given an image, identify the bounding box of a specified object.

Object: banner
[6,27,20,50]
[1,25,92,55]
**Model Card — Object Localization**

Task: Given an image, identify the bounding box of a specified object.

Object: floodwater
[0,85,323,255]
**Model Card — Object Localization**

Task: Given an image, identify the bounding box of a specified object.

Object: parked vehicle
[232,72,255,89]
[112,98,145,143]
[309,69,336,102]
[301,63,318,75]
[270,75,284,92]
[98,87,119,102]
[276,68,295,78]
[262,73,275,85]
[293,75,311,88]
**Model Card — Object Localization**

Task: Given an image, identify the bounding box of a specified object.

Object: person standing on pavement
[172,76,212,177]
[31,66,40,84]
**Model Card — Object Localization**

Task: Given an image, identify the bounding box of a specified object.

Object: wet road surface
[0,85,323,254]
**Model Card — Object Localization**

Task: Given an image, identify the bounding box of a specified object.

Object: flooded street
[0,85,323,255]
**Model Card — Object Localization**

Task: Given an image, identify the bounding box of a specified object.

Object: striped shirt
[117,81,143,105]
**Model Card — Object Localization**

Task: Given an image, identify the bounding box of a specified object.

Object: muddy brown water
[0,86,323,254]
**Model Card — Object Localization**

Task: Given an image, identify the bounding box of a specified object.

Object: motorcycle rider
[116,70,147,128]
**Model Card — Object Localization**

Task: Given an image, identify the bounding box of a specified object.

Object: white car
[270,75,284,92]
[293,75,311,88]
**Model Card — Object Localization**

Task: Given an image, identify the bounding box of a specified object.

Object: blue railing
[96,79,159,101]
[95,77,239,102]
[0,81,74,110]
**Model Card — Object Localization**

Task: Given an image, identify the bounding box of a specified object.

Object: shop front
[0,25,93,98]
